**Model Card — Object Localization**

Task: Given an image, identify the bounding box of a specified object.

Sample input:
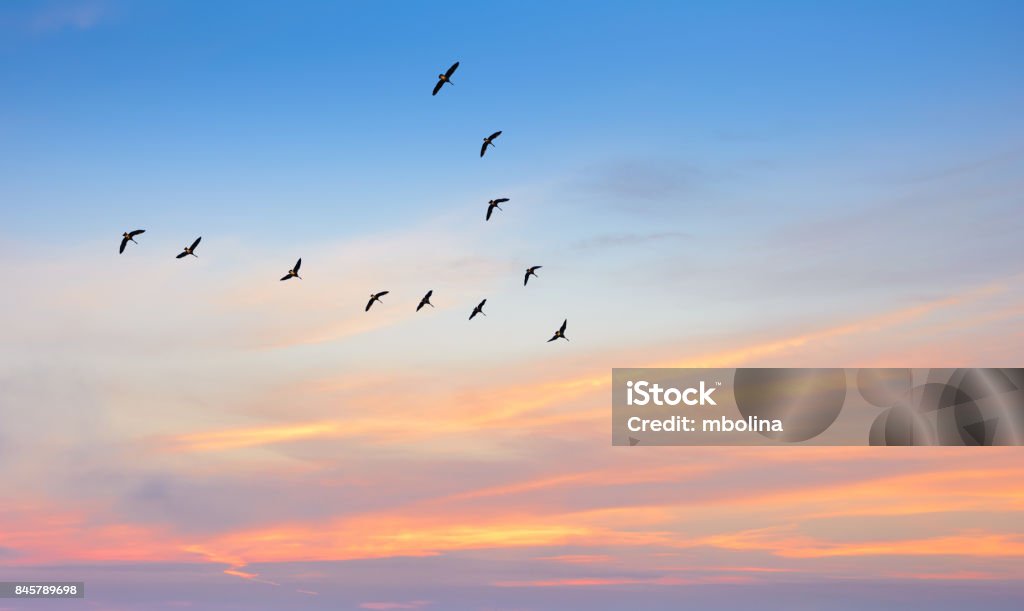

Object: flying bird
[486,198,509,221]
[176,236,202,259]
[547,319,569,342]
[366,291,389,312]
[280,258,302,281]
[524,265,542,286]
[480,130,502,157]
[417,290,434,312]
[432,61,459,96]
[119,229,145,254]
[469,299,487,320]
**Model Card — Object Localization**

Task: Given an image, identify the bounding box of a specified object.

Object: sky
[1,0,1023,609]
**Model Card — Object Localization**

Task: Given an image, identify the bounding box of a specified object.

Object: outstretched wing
[424,289,432,300]
[469,309,478,320]
[488,130,502,140]
[365,297,375,312]
[547,334,558,342]
[478,299,487,309]
[280,274,292,281]
[493,198,509,204]
[176,251,187,259]
[445,61,459,78]
[524,270,530,286]
[560,319,567,333]
[432,79,444,96]
[480,141,488,157]
[119,237,129,254]
[378,291,390,298]
[486,205,494,221]
[129,229,145,237]
[294,258,302,272]
[190,236,202,250]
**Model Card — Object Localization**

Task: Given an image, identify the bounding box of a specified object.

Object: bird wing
[190,236,202,250]
[280,274,292,281]
[365,297,375,311]
[119,237,128,253]
[494,198,509,204]
[176,251,187,259]
[479,299,487,308]
[432,79,444,96]
[294,258,302,272]
[547,335,558,342]
[417,301,425,311]
[129,229,145,237]
[480,141,488,157]
[445,61,459,77]
[469,309,478,320]
[524,271,530,286]
[560,319,567,333]
[489,131,502,140]
[534,266,542,271]
[378,291,390,298]
[486,205,494,221]
[425,289,432,300]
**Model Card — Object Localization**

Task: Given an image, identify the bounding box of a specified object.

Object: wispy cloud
[25,1,109,33]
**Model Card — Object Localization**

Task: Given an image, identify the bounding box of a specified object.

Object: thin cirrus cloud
[13,1,110,33]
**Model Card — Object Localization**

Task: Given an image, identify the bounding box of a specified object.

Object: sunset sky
[1,1,1023,609]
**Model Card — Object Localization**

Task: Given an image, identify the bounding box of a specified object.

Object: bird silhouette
[548,319,569,342]
[417,290,434,312]
[176,236,201,259]
[480,130,502,157]
[119,229,145,254]
[486,198,509,221]
[469,299,487,320]
[366,291,389,312]
[432,61,459,96]
[524,265,542,286]
[280,258,302,281]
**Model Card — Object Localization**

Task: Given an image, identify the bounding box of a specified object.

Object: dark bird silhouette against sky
[366,291,389,312]
[548,319,569,342]
[280,258,302,281]
[432,61,459,96]
[469,299,487,320]
[480,131,502,157]
[176,236,201,259]
[417,290,434,312]
[524,265,542,286]
[119,229,145,254]
[486,198,509,221]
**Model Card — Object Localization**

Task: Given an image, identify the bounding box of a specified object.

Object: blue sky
[2,0,1021,240]
[1,2,1024,611]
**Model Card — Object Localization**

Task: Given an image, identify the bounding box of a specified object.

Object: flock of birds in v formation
[118,61,569,343]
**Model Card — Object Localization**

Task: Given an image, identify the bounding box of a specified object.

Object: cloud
[571,231,689,251]
[26,1,108,33]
